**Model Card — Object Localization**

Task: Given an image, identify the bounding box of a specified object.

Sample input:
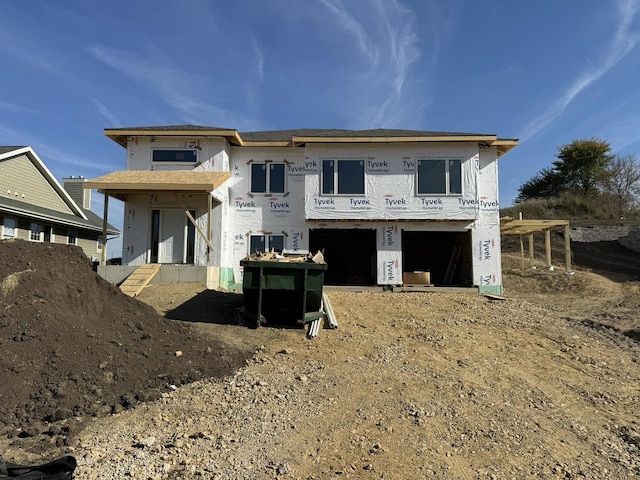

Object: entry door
[158,210,186,264]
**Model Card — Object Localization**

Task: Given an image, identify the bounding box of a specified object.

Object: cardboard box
[402,271,431,285]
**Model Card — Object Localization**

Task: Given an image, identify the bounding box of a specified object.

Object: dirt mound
[0,240,251,448]
[502,253,622,297]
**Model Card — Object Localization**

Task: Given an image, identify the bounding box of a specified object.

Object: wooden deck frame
[500,216,571,272]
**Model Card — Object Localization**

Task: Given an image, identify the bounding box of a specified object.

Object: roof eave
[104,128,243,147]
[493,139,519,157]
[291,135,499,146]
[0,204,118,235]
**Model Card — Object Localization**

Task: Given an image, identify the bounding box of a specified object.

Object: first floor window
[250,162,286,194]
[2,218,16,239]
[322,159,365,195]
[68,229,77,245]
[30,223,43,242]
[97,235,103,252]
[417,158,462,195]
[249,234,285,254]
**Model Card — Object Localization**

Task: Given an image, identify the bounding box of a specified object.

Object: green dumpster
[240,258,327,328]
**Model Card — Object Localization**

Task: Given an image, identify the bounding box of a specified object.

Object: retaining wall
[619,230,640,253]
[570,225,637,242]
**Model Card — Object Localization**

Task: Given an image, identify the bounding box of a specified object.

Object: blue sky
[2,0,640,259]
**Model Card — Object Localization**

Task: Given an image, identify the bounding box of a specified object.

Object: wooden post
[518,212,525,270]
[545,229,552,269]
[101,193,109,265]
[207,195,212,264]
[528,233,535,268]
[564,223,572,272]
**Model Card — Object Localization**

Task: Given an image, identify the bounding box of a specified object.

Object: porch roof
[84,170,231,197]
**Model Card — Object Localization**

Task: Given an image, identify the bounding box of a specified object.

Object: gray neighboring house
[0,146,119,260]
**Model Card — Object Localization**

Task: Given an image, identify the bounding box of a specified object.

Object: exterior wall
[63,178,91,209]
[77,234,101,261]
[126,136,228,171]
[117,135,504,292]
[223,146,306,280]
[121,193,210,266]
[121,137,230,266]
[304,142,481,221]
[0,154,74,214]
[472,147,502,293]
[0,214,103,260]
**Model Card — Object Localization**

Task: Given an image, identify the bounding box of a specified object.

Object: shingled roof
[104,125,518,155]
[0,146,27,155]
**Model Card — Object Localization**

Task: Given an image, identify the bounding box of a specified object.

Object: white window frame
[2,217,17,239]
[29,223,43,242]
[416,158,463,196]
[248,234,285,254]
[250,162,287,194]
[97,235,103,252]
[321,159,366,196]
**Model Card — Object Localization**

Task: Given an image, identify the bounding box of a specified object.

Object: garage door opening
[309,229,376,286]
[402,230,472,286]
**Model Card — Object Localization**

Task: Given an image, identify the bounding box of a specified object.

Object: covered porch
[84,170,230,266]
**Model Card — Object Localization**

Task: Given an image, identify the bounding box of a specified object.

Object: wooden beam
[565,224,572,272]
[185,210,214,252]
[207,195,212,264]
[101,193,108,265]
[528,233,535,268]
[545,229,552,268]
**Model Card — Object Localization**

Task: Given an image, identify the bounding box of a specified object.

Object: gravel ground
[2,250,639,479]
[71,273,640,477]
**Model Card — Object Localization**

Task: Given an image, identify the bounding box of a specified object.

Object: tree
[553,137,613,196]
[604,152,640,211]
[516,167,560,202]
[516,136,613,202]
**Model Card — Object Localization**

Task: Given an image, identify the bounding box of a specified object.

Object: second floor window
[251,163,286,194]
[322,159,365,195]
[152,149,198,163]
[417,159,462,195]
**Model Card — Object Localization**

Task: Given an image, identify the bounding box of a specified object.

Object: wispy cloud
[518,0,640,142]
[86,45,259,129]
[317,0,427,127]
[318,0,378,62]
[92,100,122,128]
[252,40,265,81]
[0,124,112,174]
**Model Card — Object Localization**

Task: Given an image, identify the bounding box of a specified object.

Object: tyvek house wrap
[303,154,483,221]
[219,144,503,291]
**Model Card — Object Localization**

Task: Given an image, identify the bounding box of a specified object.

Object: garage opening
[309,229,376,286]
[402,230,472,286]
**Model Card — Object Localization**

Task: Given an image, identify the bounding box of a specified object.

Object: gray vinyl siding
[1,214,101,259]
[78,233,101,259]
[0,154,74,215]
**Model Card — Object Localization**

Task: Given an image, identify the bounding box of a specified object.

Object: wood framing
[500,217,572,272]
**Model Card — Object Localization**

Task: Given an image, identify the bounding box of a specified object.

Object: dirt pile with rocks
[1,238,639,479]
[0,240,253,446]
